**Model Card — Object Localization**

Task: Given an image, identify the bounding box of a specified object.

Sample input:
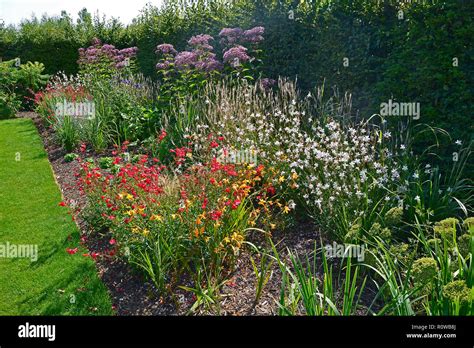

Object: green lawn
[0,118,112,315]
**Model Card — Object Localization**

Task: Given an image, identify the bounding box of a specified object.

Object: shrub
[0,90,21,119]
[0,58,49,116]
[78,38,138,79]
[154,26,265,108]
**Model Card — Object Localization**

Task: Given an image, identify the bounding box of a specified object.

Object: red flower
[158,129,167,141]
[231,199,241,210]
[266,185,276,196]
[66,247,78,255]
[121,140,130,151]
[59,201,67,207]
[91,252,100,260]
[109,239,116,245]
[210,210,223,221]
[210,140,219,148]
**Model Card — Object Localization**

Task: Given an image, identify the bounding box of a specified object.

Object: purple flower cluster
[219,26,264,69]
[219,26,265,46]
[154,44,177,71]
[188,34,214,51]
[243,26,265,43]
[155,26,264,74]
[174,51,198,68]
[78,38,138,70]
[223,45,250,67]
[155,44,178,56]
[156,35,223,74]
[219,28,244,46]
[259,78,276,91]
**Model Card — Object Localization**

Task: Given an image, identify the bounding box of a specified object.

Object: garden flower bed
[3,19,473,316]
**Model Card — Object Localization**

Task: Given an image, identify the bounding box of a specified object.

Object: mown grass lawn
[0,118,112,315]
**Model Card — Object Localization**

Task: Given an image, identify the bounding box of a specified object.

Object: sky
[0,0,162,26]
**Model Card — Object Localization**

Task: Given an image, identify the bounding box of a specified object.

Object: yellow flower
[142,228,150,236]
[171,214,177,220]
[231,232,244,248]
[270,223,276,230]
[292,172,299,180]
[193,227,205,237]
[258,199,266,206]
[283,206,290,214]
[150,214,163,222]
[126,194,134,200]
[186,152,193,159]
[131,227,140,234]
[126,210,135,216]
[278,176,285,183]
